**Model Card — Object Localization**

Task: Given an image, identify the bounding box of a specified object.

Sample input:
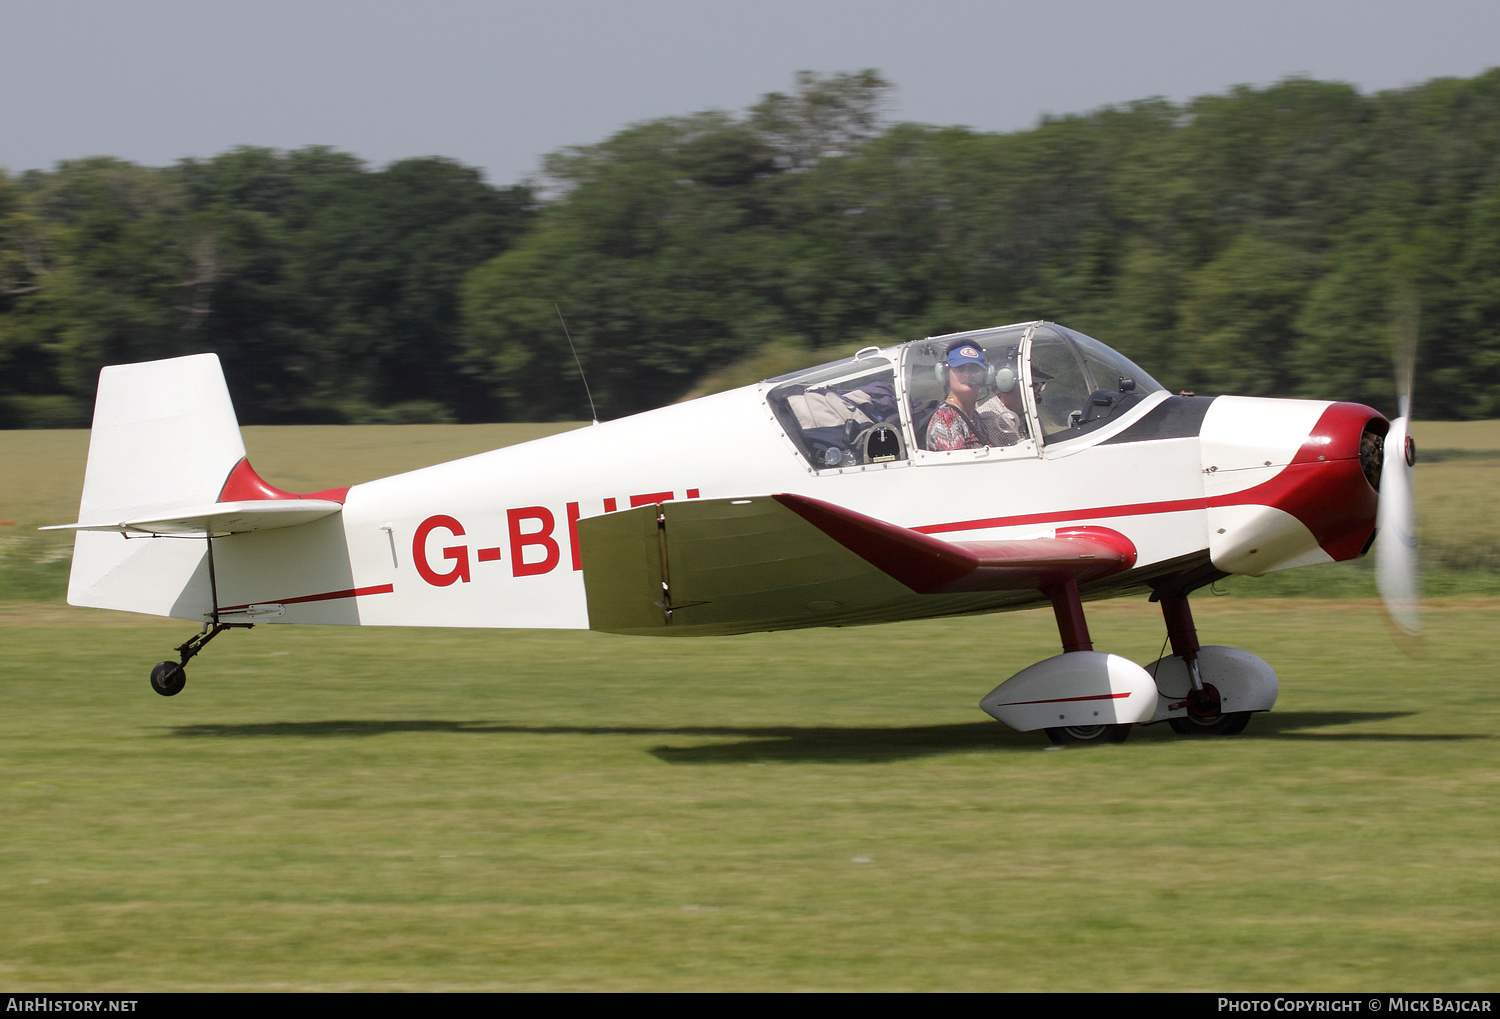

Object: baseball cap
[946,344,988,368]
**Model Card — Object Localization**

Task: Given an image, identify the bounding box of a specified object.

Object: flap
[577,496,912,634]
[576,494,1136,635]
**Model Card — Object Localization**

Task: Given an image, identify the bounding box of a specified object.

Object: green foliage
[0,159,197,421]
[9,70,1500,421]
[1,150,533,424]
[463,106,821,418]
[462,68,1500,414]
[1179,233,1315,395]
[749,69,892,170]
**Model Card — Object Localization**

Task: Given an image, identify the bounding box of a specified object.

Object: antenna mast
[555,303,599,425]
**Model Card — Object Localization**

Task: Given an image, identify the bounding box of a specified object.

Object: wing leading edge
[577,494,1137,636]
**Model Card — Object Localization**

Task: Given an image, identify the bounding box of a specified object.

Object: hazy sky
[3,0,1497,186]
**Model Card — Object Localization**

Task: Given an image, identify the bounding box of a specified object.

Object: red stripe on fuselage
[217,584,394,612]
[915,497,1206,535]
[993,691,1134,707]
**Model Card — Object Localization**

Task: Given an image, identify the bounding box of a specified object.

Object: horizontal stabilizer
[43,499,344,536]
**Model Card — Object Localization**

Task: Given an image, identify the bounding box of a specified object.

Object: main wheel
[150,661,186,697]
[1168,711,1251,736]
[1168,681,1250,736]
[1045,723,1131,746]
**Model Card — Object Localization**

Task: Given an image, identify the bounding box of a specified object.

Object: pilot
[926,343,990,451]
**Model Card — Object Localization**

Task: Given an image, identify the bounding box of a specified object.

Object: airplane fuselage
[203,389,1377,633]
[60,321,1385,640]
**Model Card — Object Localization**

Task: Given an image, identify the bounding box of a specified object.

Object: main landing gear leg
[1158,592,1250,736]
[148,533,253,697]
[1042,579,1131,746]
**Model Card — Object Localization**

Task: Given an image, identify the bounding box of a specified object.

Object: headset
[934,342,1019,394]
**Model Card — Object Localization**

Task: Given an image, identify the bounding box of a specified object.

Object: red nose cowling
[1212,402,1386,563]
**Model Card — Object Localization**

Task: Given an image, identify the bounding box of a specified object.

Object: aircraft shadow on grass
[165,710,1484,765]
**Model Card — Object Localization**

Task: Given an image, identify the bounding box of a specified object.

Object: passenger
[975,357,1029,446]
[926,343,989,451]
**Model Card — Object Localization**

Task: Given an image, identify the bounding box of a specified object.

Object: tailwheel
[1045,723,1131,746]
[1168,683,1250,736]
[150,661,187,697]
[143,535,256,700]
[148,619,254,698]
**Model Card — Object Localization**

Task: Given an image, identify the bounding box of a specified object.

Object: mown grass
[1,421,1497,989]
[2,597,1498,990]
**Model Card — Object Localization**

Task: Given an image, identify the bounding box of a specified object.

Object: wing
[577,494,1136,635]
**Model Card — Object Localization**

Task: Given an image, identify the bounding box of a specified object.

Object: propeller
[1374,294,1421,638]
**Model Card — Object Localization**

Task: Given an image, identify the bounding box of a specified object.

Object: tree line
[3,68,1499,426]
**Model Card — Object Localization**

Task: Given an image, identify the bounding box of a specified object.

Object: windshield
[1029,324,1163,442]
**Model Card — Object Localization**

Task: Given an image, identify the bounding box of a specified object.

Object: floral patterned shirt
[926,403,985,451]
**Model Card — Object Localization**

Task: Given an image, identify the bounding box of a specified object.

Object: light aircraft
[45,320,1418,745]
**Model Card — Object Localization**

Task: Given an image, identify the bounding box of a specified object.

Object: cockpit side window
[906,325,1034,451]
[767,358,907,470]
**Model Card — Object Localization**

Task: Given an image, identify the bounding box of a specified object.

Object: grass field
[2,423,1498,989]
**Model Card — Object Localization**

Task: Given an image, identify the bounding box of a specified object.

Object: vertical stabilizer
[66,354,248,617]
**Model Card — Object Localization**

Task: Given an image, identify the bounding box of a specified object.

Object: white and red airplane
[46,321,1418,745]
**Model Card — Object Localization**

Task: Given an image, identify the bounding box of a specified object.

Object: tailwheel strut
[148,532,253,697]
[150,622,254,697]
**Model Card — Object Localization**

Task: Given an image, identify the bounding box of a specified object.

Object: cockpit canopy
[765,321,1164,471]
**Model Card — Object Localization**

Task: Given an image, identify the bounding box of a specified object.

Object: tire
[1168,711,1251,736]
[150,661,187,697]
[1045,723,1131,746]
